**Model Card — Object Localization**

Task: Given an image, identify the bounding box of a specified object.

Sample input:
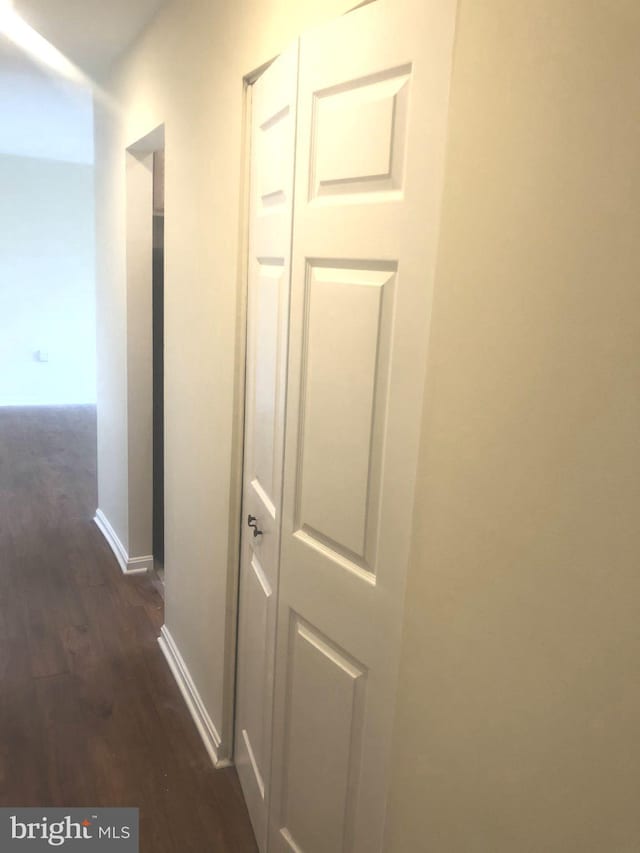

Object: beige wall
[95,0,358,756]
[0,154,96,406]
[97,0,640,839]
[386,1,640,850]
[95,103,129,551]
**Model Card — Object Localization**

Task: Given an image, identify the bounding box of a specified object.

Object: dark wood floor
[0,406,257,852]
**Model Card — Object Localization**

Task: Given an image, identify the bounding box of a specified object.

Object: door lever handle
[247,514,263,538]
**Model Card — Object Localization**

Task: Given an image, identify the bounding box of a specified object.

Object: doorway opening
[152,149,165,578]
[123,124,165,580]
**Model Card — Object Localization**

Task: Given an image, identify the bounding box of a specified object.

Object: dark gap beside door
[152,150,165,569]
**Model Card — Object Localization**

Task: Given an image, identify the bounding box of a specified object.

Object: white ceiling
[14,0,169,75]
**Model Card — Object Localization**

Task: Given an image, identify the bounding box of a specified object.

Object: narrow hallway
[0,406,257,852]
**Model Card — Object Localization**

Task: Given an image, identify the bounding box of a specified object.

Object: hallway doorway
[152,148,165,576]
[122,124,166,577]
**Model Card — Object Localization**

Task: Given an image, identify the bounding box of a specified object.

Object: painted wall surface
[97,0,640,835]
[0,64,94,164]
[386,2,640,850]
[95,0,359,753]
[0,154,96,406]
[95,104,129,551]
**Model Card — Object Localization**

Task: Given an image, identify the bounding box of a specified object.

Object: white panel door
[235,44,298,853]
[268,2,458,851]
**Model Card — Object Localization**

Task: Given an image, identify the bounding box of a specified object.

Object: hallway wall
[386,1,640,850]
[94,0,361,756]
[0,154,96,406]
[96,0,640,841]
[0,64,94,164]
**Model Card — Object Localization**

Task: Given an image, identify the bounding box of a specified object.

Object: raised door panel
[294,262,395,576]
[279,617,366,853]
[260,108,292,208]
[310,67,411,201]
[249,259,285,518]
[237,554,273,800]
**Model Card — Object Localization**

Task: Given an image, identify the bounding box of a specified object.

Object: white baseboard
[158,625,231,769]
[94,509,153,575]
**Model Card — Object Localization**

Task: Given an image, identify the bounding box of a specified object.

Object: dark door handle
[247,514,263,538]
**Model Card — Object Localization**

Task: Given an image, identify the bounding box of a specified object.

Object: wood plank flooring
[0,405,258,852]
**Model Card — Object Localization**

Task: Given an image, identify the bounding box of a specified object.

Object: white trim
[158,625,231,769]
[94,509,153,575]
[125,554,155,574]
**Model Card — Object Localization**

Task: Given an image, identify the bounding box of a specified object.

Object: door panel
[295,262,396,574]
[310,66,411,202]
[252,260,285,510]
[235,44,298,852]
[239,553,272,800]
[269,2,457,851]
[279,615,366,853]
